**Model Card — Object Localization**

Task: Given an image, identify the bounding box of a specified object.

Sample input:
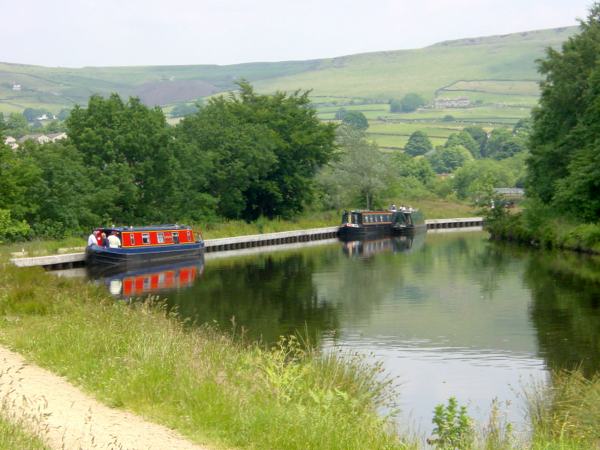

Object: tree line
[0,82,336,241]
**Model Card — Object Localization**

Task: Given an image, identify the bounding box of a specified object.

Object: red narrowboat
[86,224,204,267]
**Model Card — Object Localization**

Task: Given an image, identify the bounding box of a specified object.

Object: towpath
[0,345,210,450]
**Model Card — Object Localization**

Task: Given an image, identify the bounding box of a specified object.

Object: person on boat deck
[87,230,99,247]
[101,232,108,247]
[107,231,121,248]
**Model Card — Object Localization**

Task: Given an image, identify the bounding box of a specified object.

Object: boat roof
[347,208,417,214]
[96,224,192,232]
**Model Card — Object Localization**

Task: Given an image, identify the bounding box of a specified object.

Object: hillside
[0,26,577,115]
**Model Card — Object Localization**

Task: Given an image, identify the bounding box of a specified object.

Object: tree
[527,2,600,220]
[5,113,28,137]
[341,110,368,130]
[484,128,525,160]
[390,93,426,113]
[334,108,348,120]
[453,159,514,200]
[322,126,389,209]
[57,108,71,121]
[445,131,480,158]
[428,145,473,173]
[463,126,488,155]
[394,153,435,185]
[177,81,336,220]
[405,130,433,156]
[171,102,200,118]
[67,94,178,224]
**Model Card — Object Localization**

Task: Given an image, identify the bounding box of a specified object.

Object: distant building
[47,132,67,142]
[434,97,471,108]
[493,187,525,198]
[18,134,52,145]
[4,136,18,150]
[16,133,67,146]
[12,83,21,91]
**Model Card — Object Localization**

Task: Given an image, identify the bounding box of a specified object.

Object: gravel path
[0,345,210,450]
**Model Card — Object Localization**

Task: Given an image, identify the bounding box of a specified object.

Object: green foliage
[178,81,336,220]
[453,159,515,200]
[445,131,480,158]
[428,145,473,173]
[22,107,51,123]
[527,4,600,222]
[318,126,390,210]
[0,265,406,450]
[4,113,28,137]
[429,397,474,449]
[390,93,426,112]
[528,370,600,447]
[0,209,31,243]
[484,128,525,160]
[442,114,455,122]
[57,108,71,121]
[463,126,488,154]
[334,107,347,120]
[405,130,433,157]
[170,102,200,118]
[341,110,368,130]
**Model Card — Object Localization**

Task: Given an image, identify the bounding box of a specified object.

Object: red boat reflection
[88,256,204,298]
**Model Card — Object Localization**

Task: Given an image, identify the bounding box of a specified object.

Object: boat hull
[86,243,204,269]
[338,223,425,240]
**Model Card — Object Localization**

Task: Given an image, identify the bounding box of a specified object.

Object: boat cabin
[95,224,200,248]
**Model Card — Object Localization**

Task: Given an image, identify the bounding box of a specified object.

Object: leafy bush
[0,209,30,243]
[428,397,474,449]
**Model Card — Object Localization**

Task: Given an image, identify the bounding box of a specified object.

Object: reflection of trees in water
[166,252,340,345]
[525,252,600,376]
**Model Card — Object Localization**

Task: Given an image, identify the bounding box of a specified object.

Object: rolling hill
[0,26,577,114]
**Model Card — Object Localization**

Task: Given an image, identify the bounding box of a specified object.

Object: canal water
[89,230,600,435]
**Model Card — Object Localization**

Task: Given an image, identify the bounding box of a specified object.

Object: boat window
[173,232,179,244]
[129,234,135,245]
[157,232,165,244]
[187,230,192,241]
[365,216,371,223]
[142,233,150,244]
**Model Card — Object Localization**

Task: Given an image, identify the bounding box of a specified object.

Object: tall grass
[526,370,600,449]
[0,415,48,450]
[0,264,409,450]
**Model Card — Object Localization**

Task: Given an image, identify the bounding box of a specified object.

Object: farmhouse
[434,97,471,108]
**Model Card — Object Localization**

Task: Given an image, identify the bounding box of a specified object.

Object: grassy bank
[0,264,407,450]
[0,415,48,450]
[487,212,600,256]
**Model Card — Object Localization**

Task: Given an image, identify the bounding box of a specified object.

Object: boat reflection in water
[341,232,425,258]
[87,256,204,299]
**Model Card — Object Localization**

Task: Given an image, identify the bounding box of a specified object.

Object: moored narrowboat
[86,224,204,267]
[337,207,425,239]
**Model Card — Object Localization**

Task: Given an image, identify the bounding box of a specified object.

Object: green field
[0,27,575,115]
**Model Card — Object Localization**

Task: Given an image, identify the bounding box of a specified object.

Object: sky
[0,0,592,68]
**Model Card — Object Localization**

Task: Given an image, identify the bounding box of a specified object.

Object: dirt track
[0,345,209,450]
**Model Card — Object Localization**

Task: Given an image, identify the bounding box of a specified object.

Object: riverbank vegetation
[487,4,600,254]
[0,264,408,450]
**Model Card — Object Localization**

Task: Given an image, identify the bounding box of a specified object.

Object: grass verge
[0,264,409,450]
[0,414,48,450]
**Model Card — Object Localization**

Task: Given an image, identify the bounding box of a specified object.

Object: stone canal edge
[0,345,210,450]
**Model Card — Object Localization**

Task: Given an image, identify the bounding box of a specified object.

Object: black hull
[338,224,425,240]
[86,245,204,270]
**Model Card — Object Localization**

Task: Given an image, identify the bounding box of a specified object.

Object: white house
[4,136,18,150]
